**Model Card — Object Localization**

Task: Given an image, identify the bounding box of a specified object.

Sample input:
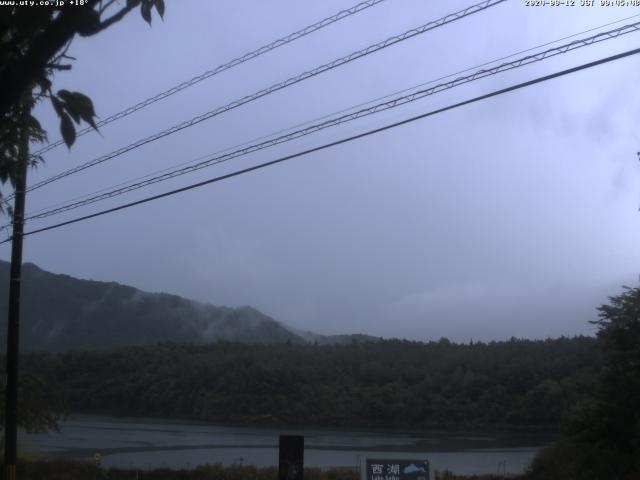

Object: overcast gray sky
[3,0,640,341]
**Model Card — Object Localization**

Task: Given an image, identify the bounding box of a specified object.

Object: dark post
[278,435,304,480]
[4,116,29,480]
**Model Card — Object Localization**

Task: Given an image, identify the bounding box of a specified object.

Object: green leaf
[36,75,52,94]
[65,104,81,124]
[27,115,47,144]
[57,90,97,128]
[57,90,80,124]
[141,0,152,25]
[57,89,71,99]
[51,96,65,118]
[127,0,140,7]
[60,112,76,148]
[69,91,97,130]
[154,0,165,19]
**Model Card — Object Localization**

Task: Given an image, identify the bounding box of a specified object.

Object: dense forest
[19,336,598,430]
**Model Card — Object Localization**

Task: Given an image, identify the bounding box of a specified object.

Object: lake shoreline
[21,414,549,475]
[62,410,561,436]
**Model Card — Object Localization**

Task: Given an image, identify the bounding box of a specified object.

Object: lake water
[20,415,554,476]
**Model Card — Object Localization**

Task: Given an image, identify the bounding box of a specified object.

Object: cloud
[387,282,606,342]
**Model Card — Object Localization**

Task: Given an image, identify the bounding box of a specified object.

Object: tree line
[17,335,599,430]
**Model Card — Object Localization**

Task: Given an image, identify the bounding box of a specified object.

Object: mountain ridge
[0,260,365,351]
[0,260,379,352]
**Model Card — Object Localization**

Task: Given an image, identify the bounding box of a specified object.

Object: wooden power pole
[4,116,29,480]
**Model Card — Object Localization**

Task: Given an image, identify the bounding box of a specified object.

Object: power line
[21,19,640,223]
[4,45,639,244]
[14,0,505,200]
[30,0,389,158]
[21,18,640,221]
[23,12,640,220]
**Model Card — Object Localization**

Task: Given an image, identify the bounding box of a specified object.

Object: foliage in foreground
[525,286,640,480]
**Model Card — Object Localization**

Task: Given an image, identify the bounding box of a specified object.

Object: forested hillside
[21,337,598,429]
[0,261,302,350]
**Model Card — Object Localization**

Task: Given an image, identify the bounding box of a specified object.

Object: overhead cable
[22,20,640,223]
[4,45,639,243]
[24,11,640,220]
[16,0,506,200]
[30,0,389,158]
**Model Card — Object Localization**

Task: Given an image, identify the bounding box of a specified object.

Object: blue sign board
[365,459,430,480]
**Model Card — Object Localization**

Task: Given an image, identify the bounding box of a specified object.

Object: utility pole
[4,112,29,480]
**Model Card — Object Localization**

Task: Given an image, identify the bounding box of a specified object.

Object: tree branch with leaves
[0,0,166,439]
[0,0,165,210]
